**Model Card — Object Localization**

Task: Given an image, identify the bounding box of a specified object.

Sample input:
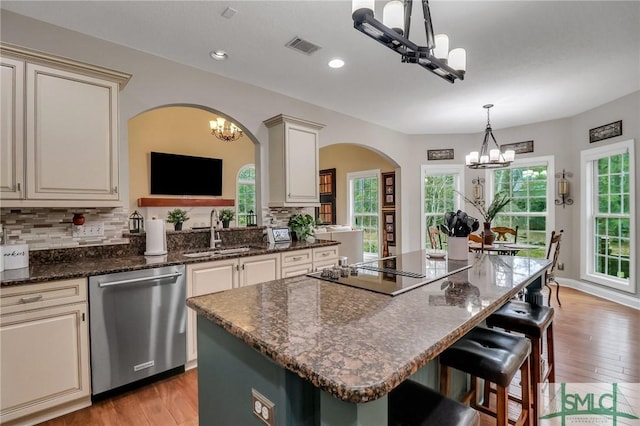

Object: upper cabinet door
[285,122,319,203]
[25,63,119,200]
[264,114,324,207]
[0,58,24,200]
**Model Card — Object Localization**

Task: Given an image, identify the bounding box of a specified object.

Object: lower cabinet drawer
[281,263,313,278]
[281,249,312,267]
[0,278,87,315]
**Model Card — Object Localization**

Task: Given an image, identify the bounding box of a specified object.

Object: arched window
[236,164,256,227]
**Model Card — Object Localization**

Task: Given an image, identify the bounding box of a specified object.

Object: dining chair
[491,226,519,243]
[468,233,484,253]
[429,227,443,250]
[545,229,564,307]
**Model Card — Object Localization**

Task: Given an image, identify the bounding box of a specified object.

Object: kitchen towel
[144,218,167,256]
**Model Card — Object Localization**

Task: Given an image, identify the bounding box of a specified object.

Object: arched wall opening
[128,104,259,228]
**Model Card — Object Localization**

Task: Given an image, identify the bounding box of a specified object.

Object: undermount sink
[183,247,251,258]
[183,251,217,258]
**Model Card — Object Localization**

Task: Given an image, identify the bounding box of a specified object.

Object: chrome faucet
[210,209,222,249]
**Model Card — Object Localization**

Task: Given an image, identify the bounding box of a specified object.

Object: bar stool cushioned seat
[486,301,554,339]
[440,327,531,388]
[440,327,532,426]
[389,379,479,426]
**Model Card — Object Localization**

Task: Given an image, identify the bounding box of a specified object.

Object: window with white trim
[347,170,380,258]
[236,164,256,227]
[581,140,635,292]
[489,157,554,258]
[421,165,463,249]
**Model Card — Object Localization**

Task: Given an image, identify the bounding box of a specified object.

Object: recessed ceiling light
[210,50,228,61]
[328,58,344,69]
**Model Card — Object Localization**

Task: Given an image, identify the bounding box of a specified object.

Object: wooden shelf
[137,198,235,207]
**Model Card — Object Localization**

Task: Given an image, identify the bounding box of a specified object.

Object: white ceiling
[2,1,639,134]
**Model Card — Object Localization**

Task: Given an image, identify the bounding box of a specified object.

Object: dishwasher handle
[98,271,183,288]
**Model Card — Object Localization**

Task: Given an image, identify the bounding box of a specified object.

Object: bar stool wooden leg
[546,324,555,383]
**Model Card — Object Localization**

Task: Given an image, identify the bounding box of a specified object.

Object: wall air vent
[285,37,322,55]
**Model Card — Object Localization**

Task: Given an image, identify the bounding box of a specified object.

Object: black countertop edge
[1,240,340,287]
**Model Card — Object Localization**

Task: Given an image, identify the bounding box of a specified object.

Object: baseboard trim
[556,278,640,310]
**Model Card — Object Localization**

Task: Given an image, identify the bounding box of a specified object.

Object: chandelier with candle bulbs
[351,0,466,83]
[466,104,515,169]
[210,117,243,142]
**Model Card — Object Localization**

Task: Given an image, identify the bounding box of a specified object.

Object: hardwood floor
[40,286,638,426]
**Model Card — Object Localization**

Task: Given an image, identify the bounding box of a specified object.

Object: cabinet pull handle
[292,256,302,261]
[82,313,86,322]
[242,264,245,270]
[321,252,330,257]
[113,186,118,194]
[236,265,239,271]
[20,294,43,303]
[16,182,21,192]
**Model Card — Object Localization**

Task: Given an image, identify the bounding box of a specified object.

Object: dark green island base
[188,252,549,425]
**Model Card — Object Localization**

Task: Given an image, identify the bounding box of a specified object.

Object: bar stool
[389,379,480,426]
[440,327,532,426]
[486,301,555,426]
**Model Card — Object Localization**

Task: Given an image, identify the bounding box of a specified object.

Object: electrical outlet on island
[251,389,275,426]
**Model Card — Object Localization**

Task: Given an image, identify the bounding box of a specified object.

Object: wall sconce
[129,210,144,233]
[555,169,573,208]
[472,177,485,204]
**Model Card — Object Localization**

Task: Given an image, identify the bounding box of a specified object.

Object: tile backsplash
[0,207,129,250]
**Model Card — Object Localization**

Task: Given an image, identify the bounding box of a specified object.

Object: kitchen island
[187,252,550,425]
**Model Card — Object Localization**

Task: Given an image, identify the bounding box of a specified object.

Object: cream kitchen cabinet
[239,253,281,287]
[313,245,340,271]
[0,43,130,207]
[0,56,24,200]
[0,278,91,426]
[186,258,238,367]
[185,253,280,367]
[281,248,313,278]
[264,114,324,207]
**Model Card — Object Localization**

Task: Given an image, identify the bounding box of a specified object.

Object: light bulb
[383,0,404,34]
[434,34,449,60]
[448,48,466,72]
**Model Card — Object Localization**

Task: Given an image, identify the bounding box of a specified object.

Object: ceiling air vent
[285,37,322,56]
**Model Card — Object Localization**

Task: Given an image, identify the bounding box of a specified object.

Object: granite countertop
[187,253,550,403]
[0,240,339,286]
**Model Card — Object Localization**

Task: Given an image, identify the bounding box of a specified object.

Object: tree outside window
[236,165,255,227]
[492,164,549,258]
[348,171,379,257]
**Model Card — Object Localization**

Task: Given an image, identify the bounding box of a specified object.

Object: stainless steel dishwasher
[89,265,186,396]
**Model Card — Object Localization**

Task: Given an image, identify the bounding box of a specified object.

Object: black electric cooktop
[307,250,471,296]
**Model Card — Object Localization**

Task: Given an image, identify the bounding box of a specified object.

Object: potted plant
[459,191,511,245]
[288,214,316,242]
[219,209,235,228]
[439,210,479,260]
[167,208,189,231]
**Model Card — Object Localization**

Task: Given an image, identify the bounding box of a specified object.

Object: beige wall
[128,106,254,212]
[319,144,395,225]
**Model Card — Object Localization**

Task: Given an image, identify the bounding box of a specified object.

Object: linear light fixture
[351,0,466,83]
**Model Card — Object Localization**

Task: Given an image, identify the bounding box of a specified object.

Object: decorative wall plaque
[427,148,455,160]
[500,140,534,154]
[589,120,622,143]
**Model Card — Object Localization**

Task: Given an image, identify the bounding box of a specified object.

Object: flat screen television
[150,151,223,196]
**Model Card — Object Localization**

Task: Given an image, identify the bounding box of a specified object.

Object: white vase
[447,236,468,261]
